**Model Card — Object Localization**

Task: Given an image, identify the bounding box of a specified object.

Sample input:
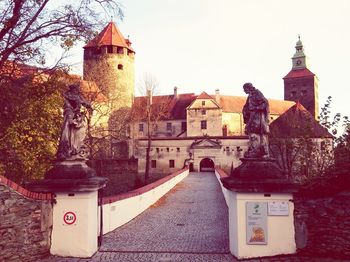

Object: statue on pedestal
[28,83,107,192]
[242,82,270,158]
[57,84,92,160]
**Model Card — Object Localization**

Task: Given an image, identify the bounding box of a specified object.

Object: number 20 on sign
[63,211,77,225]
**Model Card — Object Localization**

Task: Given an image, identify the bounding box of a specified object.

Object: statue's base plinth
[46,160,96,179]
[27,159,107,193]
[221,157,297,193]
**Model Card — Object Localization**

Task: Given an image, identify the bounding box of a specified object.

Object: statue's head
[243,82,255,94]
[68,84,80,94]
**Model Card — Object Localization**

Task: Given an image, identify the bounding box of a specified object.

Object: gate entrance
[199,158,214,172]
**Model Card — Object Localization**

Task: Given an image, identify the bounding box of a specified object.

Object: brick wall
[294,173,350,259]
[0,175,52,262]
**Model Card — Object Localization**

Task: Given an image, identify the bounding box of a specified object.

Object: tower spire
[292,35,308,70]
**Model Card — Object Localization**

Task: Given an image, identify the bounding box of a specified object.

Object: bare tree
[0,0,123,73]
[269,101,336,183]
[132,74,171,182]
[79,80,132,159]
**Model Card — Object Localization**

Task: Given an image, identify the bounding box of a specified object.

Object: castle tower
[283,36,319,119]
[83,22,135,109]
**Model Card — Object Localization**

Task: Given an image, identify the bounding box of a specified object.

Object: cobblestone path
[41,172,346,262]
[99,171,229,254]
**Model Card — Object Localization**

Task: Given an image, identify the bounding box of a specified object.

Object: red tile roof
[0,60,48,79]
[197,91,214,99]
[133,92,295,120]
[270,102,332,138]
[283,68,315,79]
[133,93,196,120]
[84,22,134,52]
[218,95,295,115]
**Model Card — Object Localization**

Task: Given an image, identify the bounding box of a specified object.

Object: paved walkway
[40,172,346,262]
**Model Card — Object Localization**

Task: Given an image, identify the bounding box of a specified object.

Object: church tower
[283,36,319,119]
[83,22,135,109]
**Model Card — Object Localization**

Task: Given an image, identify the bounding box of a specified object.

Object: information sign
[246,202,268,245]
[268,201,289,216]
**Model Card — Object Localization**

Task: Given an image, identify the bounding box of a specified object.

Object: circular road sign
[63,211,77,225]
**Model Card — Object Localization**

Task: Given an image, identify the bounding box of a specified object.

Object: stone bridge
[43,172,234,261]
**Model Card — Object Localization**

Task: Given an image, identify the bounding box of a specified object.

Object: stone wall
[0,175,52,262]
[294,173,350,259]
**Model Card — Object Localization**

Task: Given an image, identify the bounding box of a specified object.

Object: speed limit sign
[63,211,77,225]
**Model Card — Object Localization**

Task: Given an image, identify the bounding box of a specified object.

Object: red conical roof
[84,22,134,52]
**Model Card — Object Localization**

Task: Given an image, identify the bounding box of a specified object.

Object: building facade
[82,23,324,174]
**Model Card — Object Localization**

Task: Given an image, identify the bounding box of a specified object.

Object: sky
[65,0,350,119]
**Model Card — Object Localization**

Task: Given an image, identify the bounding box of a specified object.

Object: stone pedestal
[28,160,107,258]
[221,157,297,259]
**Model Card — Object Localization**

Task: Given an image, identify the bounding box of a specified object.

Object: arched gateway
[199,158,214,172]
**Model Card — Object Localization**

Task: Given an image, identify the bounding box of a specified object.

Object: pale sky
[65,0,350,119]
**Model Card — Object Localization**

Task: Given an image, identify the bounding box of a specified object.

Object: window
[166,147,169,152]
[169,160,175,168]
[156,148,159,153]
[118,64,123,70]
[167,122,172,131]
[202,101,205,106]
[117,47,124,54]
[177,148,180,152]
[201,109,206,115]
[139,123,144,132]
[201,120,207,129]
[181,122,187,131]
[151,160,157,168]
[107,46,113,53]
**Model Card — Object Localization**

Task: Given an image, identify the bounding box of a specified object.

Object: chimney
[174,86,178,98]
[215,89,220,103]
[147,88,152,105]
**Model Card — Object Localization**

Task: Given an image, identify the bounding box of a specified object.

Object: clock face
[296,59,302,66]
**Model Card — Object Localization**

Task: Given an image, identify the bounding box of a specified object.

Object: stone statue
[242,82,270,158]
[57,84,92,160]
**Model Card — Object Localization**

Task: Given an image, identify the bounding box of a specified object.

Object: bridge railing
[100,167,189,234]
[214,167,230,205]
